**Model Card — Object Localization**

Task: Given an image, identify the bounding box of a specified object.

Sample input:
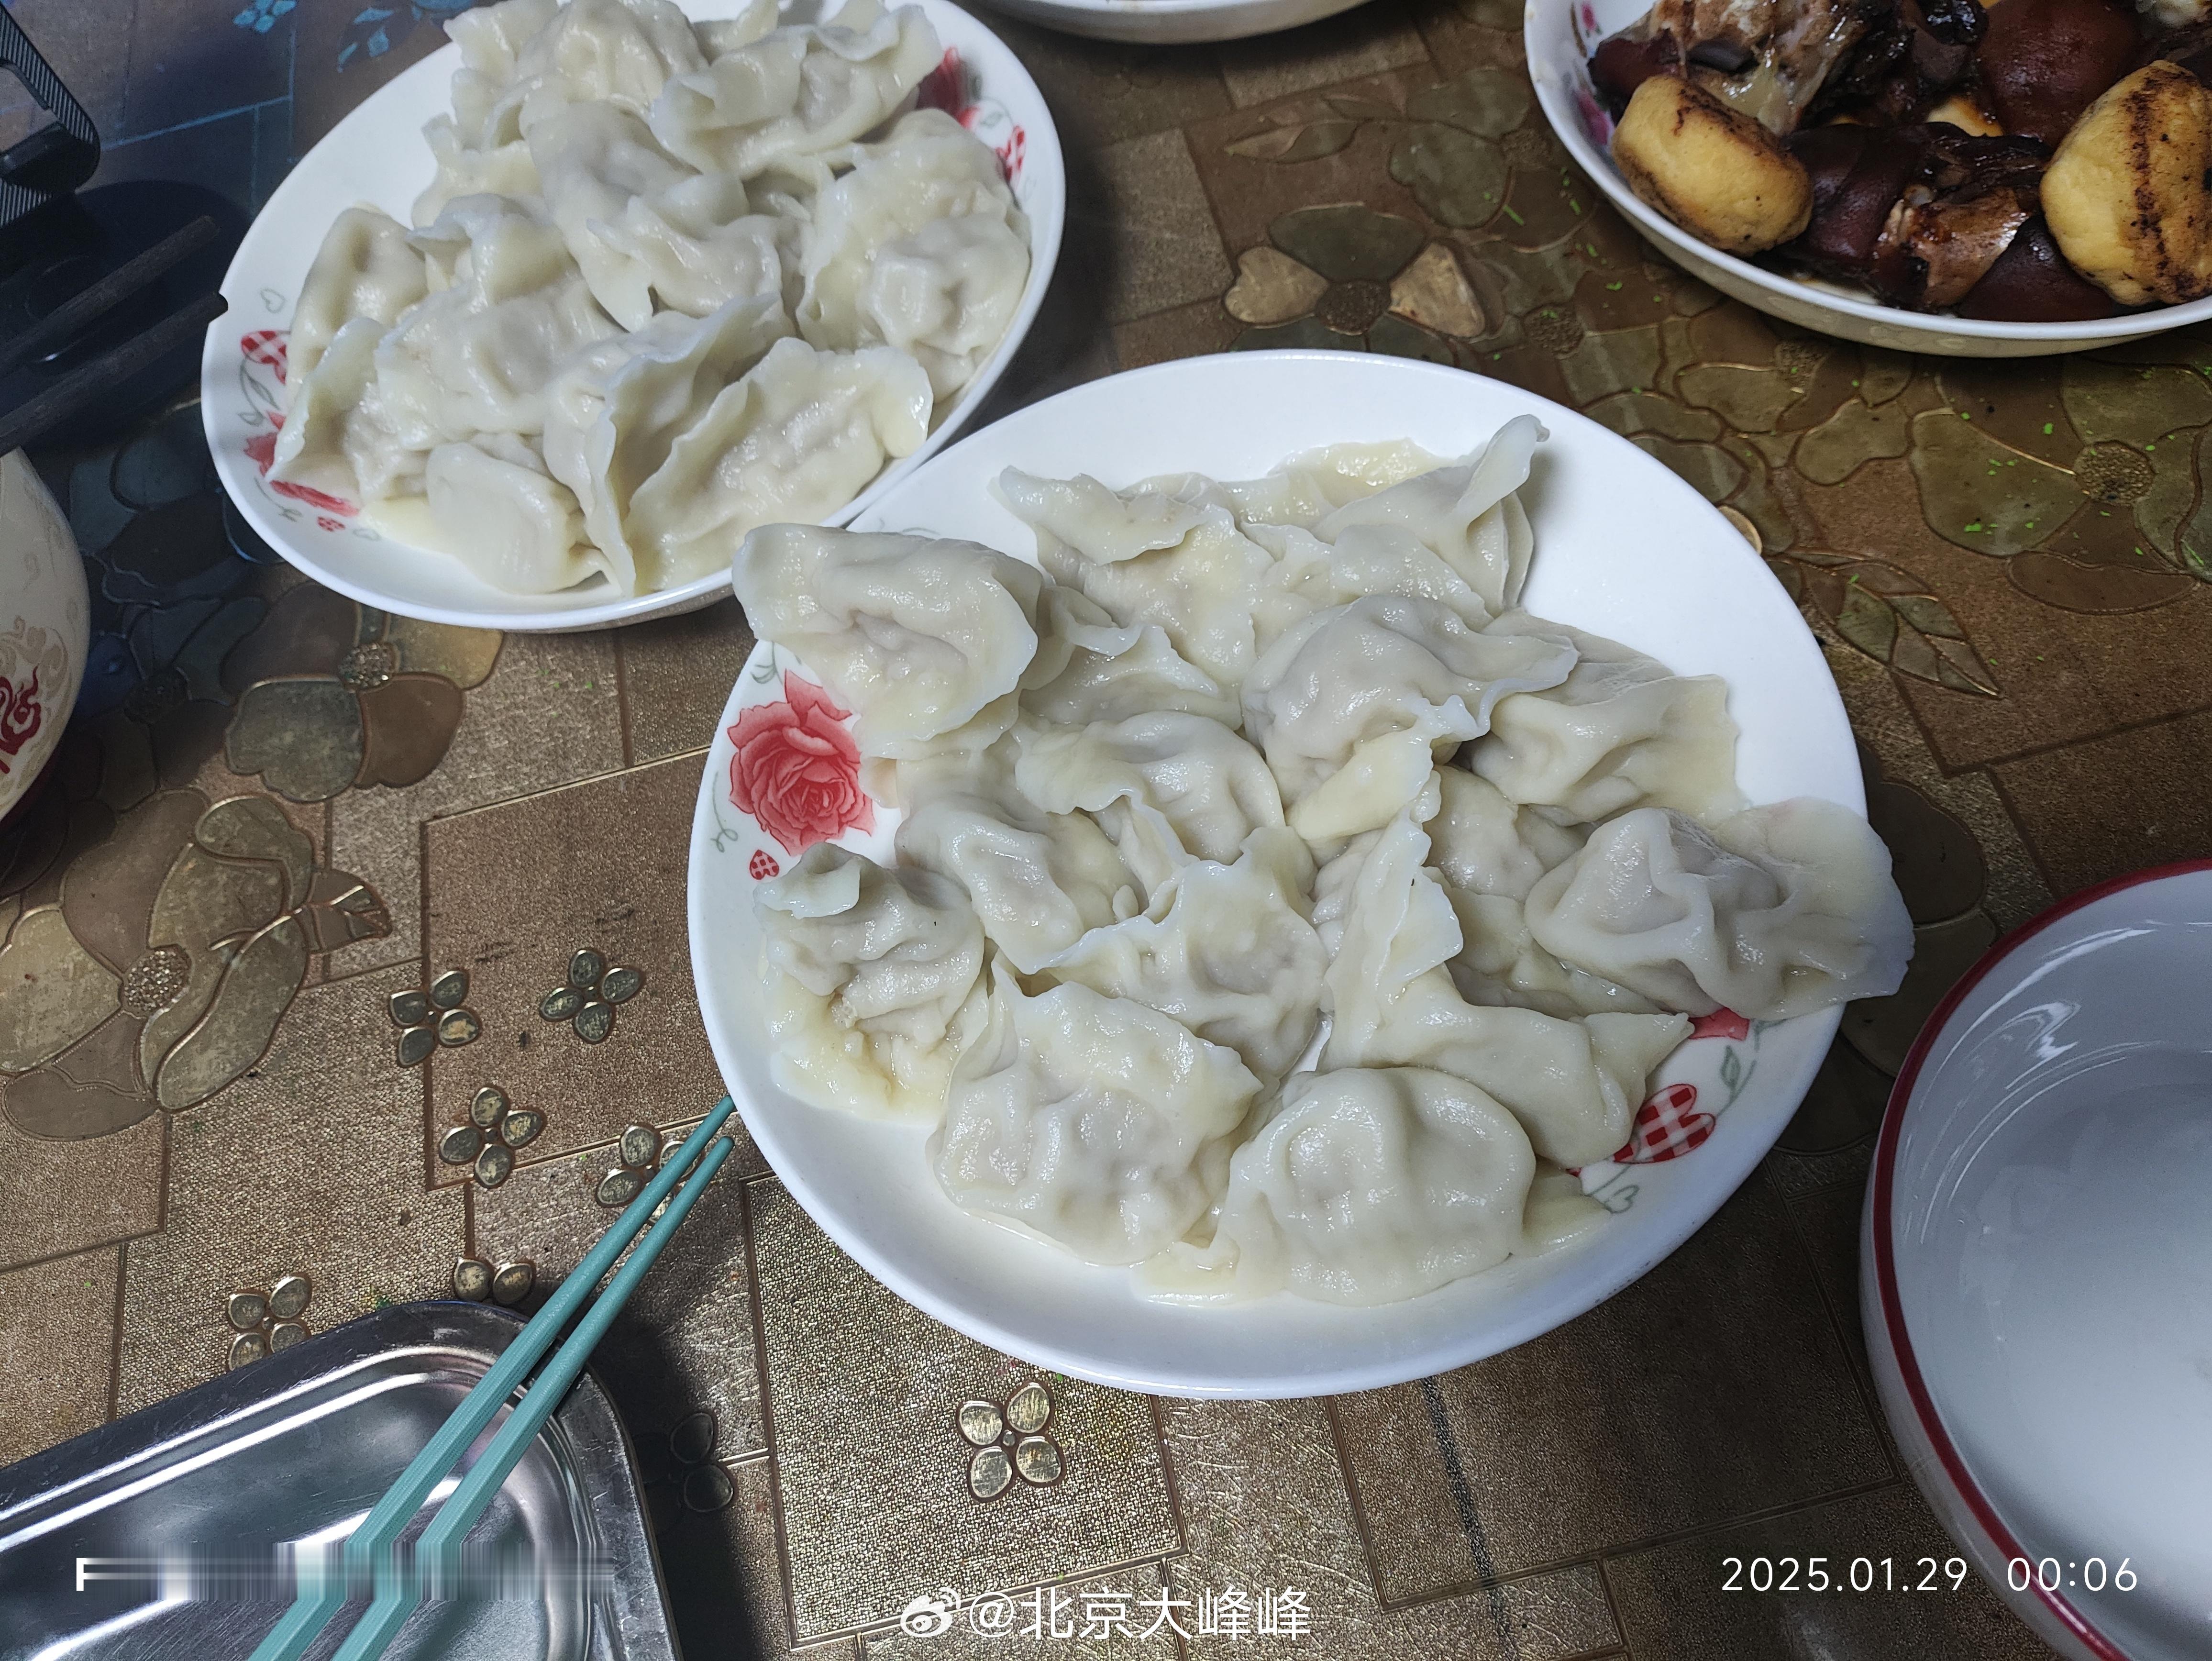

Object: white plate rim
[1867,855,2212,1661]
[687,348,1858,1398]
[199,0,1066,633]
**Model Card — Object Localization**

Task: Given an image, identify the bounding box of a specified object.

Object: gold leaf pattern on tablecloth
[1901,356,2212,613]
[221,1270,313,1368]
[0,791,387,1139]
[1769,553,1999,696]
[223,584,499,802]
[386,965,482,1066]
[1228,204,1479,363]
[540,946,643,1045]
[436,1084,544,1189]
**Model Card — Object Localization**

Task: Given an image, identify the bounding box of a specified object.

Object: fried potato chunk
[2044,61,2212,304]
[1610,75,1814,254]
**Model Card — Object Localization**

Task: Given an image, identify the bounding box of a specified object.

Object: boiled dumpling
[1523,799,1913,1020]
[756,843,988,1122]
[373,195,622,452]
[1012,710,1284,864]
[1470,612,1743,824]
[509,0,706,128]
[730,522,1042,757]
[1039,827,1325,1083]
[1246,517,1493,638]
[1205,440,1452,530]
[1321,805,1688,1165]
[1416,769,1651,1019]
[1308,415,1544,616]
[646,3,940,180]
[442,0,562,154]
[891,738,1161,975]
[419,435,604,593]
[1444,886,1663,1019]
[1017,586,1241,730]
[931,968,1261,1263]
[997,467,1225,565]
[997,470,1274,688]
[527,102,697,325]
[599,171,797,319]
[287,207,429,388]
[541,294,791,595]
[1161,1066,1536,1305]
[527,103,793,329]
[694,0,781,55]
[449,0,562,82]
[415,118,544,229]
[854,211,1030,401]
[269,317,421,505]
[1424,766,1588,900]
[625,337,931,589]
[1240,597,1577,842]
[796,109,1028,400]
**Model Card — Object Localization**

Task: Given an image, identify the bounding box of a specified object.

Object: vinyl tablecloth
[11,0,2202,1653]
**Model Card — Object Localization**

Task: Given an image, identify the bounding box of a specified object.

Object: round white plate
[1525,0,2212,357]
[200,0,1064,633]
[688,350,1862,1398]
[1866,861,2212,1661]
[976,0,1366,46]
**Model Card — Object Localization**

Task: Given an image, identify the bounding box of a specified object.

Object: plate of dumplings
[688,350,1914,1398]
[201,0,1062,631]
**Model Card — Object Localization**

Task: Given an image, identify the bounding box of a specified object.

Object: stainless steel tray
[0,1301,679,1661]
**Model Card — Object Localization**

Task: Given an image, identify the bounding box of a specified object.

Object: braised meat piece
[1781,123,2048,306]
[1976,0,2141,142]
[1957,215,2120,318]
[1593,0,1885,132]
[1808,0,1983,123]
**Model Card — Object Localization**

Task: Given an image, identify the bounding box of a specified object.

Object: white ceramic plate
[689,350,1863,1398]
[1865,861,2212,1661]
[974,0,1365,46]
[1525,0,2212,357]
[200,0,1064,633]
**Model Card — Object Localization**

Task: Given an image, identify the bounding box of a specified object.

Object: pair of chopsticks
[248,1097,742,1661]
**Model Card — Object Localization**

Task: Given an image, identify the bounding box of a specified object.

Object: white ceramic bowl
[1865,861,2212,1661]
[200,0,1064,633]
[0,453,87,828]
[1526,0,2212,357]
[688,350,1868,1398]
[974,0,1364,46]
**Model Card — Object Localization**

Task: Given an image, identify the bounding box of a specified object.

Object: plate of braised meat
[1528,0,2212,352]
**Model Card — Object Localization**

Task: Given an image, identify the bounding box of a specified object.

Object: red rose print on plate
[728,672,876,855]
[1613,1082,1716,1164]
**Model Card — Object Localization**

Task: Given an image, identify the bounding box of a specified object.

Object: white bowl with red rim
[1525,0,2212,356]
[1866,860,2212,1658]
[199,0,1064,633]
[687,349,1871,1398]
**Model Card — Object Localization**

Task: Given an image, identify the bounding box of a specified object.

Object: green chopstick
[245,1096,741,1661]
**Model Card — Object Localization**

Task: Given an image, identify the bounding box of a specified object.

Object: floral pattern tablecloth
[10,0,2205,1653]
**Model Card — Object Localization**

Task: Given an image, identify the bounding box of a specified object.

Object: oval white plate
[1525,0,2212,357]
[689,350,1862,1398]
[200,0,1065,633]
[1866,861,2212,1661]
